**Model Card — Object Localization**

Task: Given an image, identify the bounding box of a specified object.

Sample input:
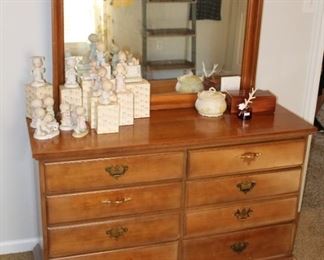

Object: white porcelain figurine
[99,80,117,105]
[43,96,55,117]
[65,57,78,88]
[59,103,74,131]
[30,98,43,128]
[72,106,89,138]
[96,42,107,67]
[31,56,46,87]
[88,33,99,62]
[34,109,60,140]
[114,63,127,93]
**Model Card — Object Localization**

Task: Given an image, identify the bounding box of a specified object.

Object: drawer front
[45,152,184,193]
[183,223,295,260]
[185,197,297,237]
[52,242,178,260]
[48,213,180,258]
[47,183,182,224]
[187,169,301,207]
[188,140,305,178]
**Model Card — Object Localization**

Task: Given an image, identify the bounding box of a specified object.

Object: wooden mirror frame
[51,0,263,113]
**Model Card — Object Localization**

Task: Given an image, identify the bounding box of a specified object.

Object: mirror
[52,0,263,112]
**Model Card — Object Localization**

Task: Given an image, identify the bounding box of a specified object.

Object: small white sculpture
[34,110,60,140]
[92,66,110,97]
[31,56,46,87]
[118,51,127,67]
[65,57,78,88]
[30,98,43,128]
[99,80,117,105]
[96,42,107,67]
[88,33,99,61]
[111,43,120,69]
[59,103,74,131]
[73,106,89,138]
[114,63,127,93]
[43,96,55,116]
[238,88,257,111]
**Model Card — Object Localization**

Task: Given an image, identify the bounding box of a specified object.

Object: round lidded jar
[195,87,227,117]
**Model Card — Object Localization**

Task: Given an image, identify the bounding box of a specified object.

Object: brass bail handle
[234,207,253,220]
[231,241,249,253]
[240,152,261,164]
[237,180,256,194]
[106,226,128,240]
[101,197,132,205]
[105,165,129,179]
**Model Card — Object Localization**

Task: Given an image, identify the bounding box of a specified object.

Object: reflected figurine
[65,57,78,87]
[88,33,99,62]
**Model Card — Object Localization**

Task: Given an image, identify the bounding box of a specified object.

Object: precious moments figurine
[59,103,74,131]
[31,56,46,87]
[34,109,60,140]
[65,57,78,88]
[114,63,127,93]
[88,33,99,62]
[72,106,89,138]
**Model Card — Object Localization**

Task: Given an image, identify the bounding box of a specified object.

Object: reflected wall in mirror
[52,0,263,112]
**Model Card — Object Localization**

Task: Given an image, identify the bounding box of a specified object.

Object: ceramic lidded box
[195,87,227,117]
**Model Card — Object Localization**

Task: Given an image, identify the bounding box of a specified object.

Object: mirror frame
[51,0,263,113]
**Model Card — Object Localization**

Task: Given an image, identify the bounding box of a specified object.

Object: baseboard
[0,237,40,255]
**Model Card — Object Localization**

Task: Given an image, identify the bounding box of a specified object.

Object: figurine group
[27,33,150,139]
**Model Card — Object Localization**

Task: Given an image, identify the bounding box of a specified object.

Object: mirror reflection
[64,0,247,81]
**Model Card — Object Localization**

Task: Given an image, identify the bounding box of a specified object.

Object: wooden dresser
[28,106,315,260]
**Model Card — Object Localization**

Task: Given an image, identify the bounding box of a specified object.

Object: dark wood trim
[51,0,263,112]
[51,0,65,114]
[241,0,264,91]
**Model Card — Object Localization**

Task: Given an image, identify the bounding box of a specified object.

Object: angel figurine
[31,56,46,87]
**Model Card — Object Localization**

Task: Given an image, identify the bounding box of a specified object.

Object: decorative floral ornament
[238,88,257,111]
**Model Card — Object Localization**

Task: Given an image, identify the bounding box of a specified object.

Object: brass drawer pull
[240,152,261,164]
[105,165,129,179]
[231,241,248,253]
[101,197,132,205]
[237,181,256,194]
[234,207,253,220]
[106,226,128,240]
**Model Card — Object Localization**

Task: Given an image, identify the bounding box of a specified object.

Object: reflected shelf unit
[142,0,197,78]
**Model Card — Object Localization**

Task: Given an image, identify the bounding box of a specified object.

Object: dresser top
[28,105,316,161]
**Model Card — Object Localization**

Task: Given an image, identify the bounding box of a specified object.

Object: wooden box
[226,90,276,114]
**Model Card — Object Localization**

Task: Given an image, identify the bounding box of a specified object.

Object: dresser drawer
[47,183,182,224]
[187,169,301,207]
[188,140,305,178]
[52,242,178,260]
[183,223,295,260]
[45,152,184,194]
[48,213,180,258]
[185,197,297,237]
